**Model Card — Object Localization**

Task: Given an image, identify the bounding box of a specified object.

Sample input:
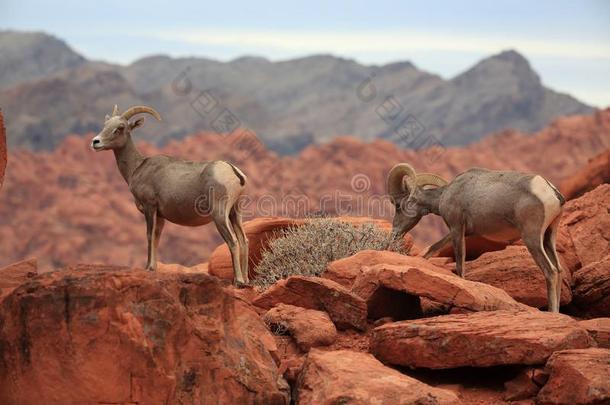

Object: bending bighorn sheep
[387,164,565,312]
[91,105,249,284]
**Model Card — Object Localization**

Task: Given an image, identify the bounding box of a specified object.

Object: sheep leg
[153,216,165,267]
[523,232,559,312]
[423,233,452,258]
[544,217,563,309]
[213,213,245,285]
[229,206,249,284]
[450,223,466,277]
[145,208,158,271]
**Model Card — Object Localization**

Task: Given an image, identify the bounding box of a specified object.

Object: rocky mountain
[0,108,608,270]
[0,30,593,152]
[0,31,86,89]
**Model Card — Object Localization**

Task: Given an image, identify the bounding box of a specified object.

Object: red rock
[295,349,460,404]
[503,367,548,401]
[579,318,610,348]
[351,261,530,318]
[370,311,594,369]
[428,256,454,267]
[0,268,289,404]
[263,304,337,351]
[537,348,610,405]
[560,148,610,200]
[435,235,511,260]
[157,261,208,274]
[0,258,37,301]
[274,335,301,378]
[278,356,305,385]
[253,276,367,331]
[323,248,427,289]
[0,111,5,190]
[560,184,610,268]
[465,246,572,309]
[208,216,405,282]
[573,255,610,317]
[554,221,581,274]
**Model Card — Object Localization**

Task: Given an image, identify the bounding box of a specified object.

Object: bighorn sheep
[387,164,565,312]
[91,105,249,284]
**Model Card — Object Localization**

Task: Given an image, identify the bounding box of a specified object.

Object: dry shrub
[254,218,408,289]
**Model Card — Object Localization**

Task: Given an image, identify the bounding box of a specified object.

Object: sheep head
[91,105,161,151]
[387,163,447,238]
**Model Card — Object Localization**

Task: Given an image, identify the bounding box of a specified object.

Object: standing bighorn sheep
[91,105,249,284]
[387,164,565,312]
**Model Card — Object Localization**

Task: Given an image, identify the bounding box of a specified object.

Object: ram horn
[416,173,448,188]
[387,163,417,200]
[121,106,162,121]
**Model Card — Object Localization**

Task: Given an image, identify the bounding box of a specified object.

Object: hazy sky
[2,0,609,106]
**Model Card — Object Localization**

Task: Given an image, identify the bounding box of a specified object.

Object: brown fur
[91,106,249,284]
[389,166,564,312]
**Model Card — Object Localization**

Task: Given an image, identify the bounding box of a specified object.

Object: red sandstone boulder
[0,258,37,302]
[435,235,510,260]
[157,261,208,274]
[208,216,409,281]
[560,148,610,200]
[554,222,582,274]
[503,367,548,401]
[295,349,461,405]
[322,249,439,289]
[370,311,594,369]
[0,268,289,404]
[559,184,610,268]
[579,318,610,348]
[0,111,5,190]
[537,348,610,405]
[573,255,610,317]
[253,276,367,330]
[351,261,530,319]
[465,246,572,309]
[263,304,337,351]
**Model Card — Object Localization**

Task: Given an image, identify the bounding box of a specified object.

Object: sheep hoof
[234,280,249,288]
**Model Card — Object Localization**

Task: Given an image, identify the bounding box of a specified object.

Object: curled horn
[387,163,417,201]
[121,106,162,121]
[416,173,448,188]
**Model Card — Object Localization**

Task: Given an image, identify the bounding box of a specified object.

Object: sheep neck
[418,187,444,215]
[113,135,144,184]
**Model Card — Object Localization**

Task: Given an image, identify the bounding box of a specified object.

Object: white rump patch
[529,176,561,229]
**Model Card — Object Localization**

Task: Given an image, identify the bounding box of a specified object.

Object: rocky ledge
[1,184,609,404]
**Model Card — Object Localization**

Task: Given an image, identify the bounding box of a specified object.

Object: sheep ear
[130,118,144,130]
[401,176,408,192]
[105,114,110,121]
[401,176,413,194]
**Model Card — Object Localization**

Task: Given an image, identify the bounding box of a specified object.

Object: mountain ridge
[0,30,593,153]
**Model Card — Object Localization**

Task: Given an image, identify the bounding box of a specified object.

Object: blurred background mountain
[0,30,593,153]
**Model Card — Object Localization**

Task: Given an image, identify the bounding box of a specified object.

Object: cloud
[150,29,610,60]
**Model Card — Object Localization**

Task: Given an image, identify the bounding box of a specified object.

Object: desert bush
[254,218,408,289]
